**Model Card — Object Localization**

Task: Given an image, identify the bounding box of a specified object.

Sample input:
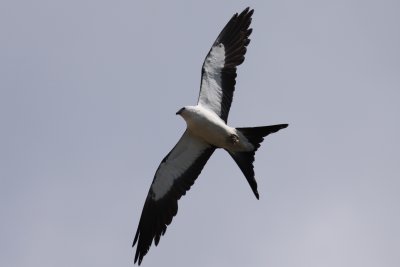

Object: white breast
[183,105,233,148]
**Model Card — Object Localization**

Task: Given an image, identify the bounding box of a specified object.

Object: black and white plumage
[133,7,288,265]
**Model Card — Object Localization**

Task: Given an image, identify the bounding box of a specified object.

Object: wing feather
[198,7,253,122]
[132,131,215,265]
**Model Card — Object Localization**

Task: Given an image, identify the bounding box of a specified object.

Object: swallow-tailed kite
[133,7,288,264]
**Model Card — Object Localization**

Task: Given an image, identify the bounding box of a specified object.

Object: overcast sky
[1,1,399,267]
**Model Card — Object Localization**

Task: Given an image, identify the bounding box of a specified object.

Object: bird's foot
[228,134,239,144]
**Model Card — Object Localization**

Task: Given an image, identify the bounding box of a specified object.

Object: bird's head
[176,107,186,116]
[176,106,197,123]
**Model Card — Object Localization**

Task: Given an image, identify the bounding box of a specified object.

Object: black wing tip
[134,239,149,265]
[240,8,254,23]
[240,7,254,15]
[136,256,143,266]
[132,227,140,247]
[254,189,260,199]
[233,7,253,16]
[134,250,141,265]
[280,124,289,129]
[252,181,260,199]
[133,236,146,265]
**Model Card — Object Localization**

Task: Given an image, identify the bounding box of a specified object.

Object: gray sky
[1,1,399,266]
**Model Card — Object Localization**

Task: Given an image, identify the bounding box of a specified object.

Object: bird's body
[179,105,252,151]
[132,7,288,265]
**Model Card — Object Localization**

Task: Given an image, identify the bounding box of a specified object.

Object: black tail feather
[228,124,288,199]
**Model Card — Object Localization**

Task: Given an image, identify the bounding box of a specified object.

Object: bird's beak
[176,108,184,115]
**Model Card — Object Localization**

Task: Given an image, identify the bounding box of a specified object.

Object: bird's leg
[228,133,239,145]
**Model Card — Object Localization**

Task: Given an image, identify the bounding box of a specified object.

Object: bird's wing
[198,7,253,122]
[133,130,215,265]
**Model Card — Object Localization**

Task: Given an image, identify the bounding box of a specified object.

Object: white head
[176,106,197,122]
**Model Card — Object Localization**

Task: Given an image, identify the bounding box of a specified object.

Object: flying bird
[133,7,288,264]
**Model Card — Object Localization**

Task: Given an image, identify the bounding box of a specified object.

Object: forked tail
[227,124,288,199]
